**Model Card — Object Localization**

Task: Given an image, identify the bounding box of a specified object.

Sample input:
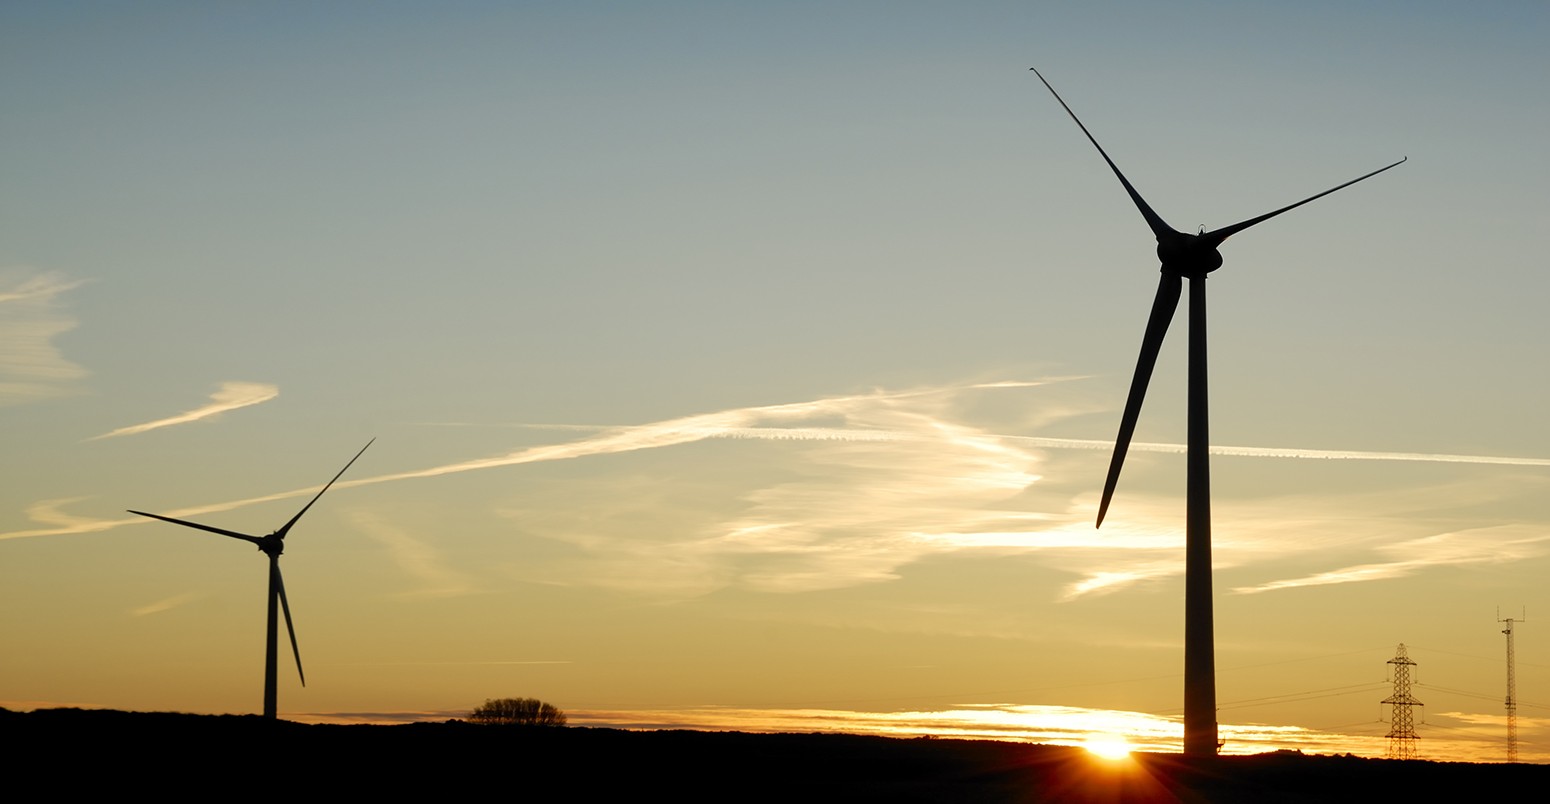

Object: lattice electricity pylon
[1499,610,1525,763]
[1382,643,1422,760]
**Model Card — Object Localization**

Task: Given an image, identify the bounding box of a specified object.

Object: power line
[1408,643,1550,671]
[1217,682,1389,712]
[1414,682,1500,706]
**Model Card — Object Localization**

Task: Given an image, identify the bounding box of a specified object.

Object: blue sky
[3,2,1547,760]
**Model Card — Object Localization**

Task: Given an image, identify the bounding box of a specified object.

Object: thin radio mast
[1498,608,1525,763]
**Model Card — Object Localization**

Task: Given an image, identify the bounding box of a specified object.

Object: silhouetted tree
[469,697,567,727]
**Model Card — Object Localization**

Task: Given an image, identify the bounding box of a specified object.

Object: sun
[1082,735,1134,761]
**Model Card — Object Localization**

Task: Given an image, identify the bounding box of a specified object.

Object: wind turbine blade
[1204,157,1406,243]
[1031,68,1179,240]
[274,562,305,687]
[1097,272,1182,528]
[274,438,375,540]
[126,510,263,546]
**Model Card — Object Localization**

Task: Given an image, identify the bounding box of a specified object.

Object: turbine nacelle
[1157,231,1224,278]
[256,532,285,557]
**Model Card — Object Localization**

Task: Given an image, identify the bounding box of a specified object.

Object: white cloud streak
[508,425,1550,468]
[344,509,478,598]
[492,384,1062,596]
[0,269,87,405]
[1016,437,1550,467]
[90,381,279,440]
[1232,526,1550,594]
[6,379,1547,604]
[130,592,200,616]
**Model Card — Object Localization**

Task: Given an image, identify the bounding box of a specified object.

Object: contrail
[500,425,1550,467]
[6,381,1546,541]
[4,386,955,540]
[1008,437,1550,467]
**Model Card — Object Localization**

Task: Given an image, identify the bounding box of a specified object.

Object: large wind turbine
[1032,69,1403,756]
[129,439,374,719]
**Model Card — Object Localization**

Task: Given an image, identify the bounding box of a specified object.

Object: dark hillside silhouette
[3,708,1541,801]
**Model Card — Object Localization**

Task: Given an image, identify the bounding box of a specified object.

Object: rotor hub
[1157,233,1223,278]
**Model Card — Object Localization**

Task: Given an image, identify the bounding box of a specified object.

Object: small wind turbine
[1032,68,1403,756]
[129,439,374,719]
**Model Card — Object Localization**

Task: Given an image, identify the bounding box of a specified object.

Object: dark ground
[5,707,1541,801]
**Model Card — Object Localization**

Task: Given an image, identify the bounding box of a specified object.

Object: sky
[3,1,1547,762]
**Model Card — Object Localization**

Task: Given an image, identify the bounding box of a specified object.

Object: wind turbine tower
[1381,643,1421,760]
[129,440,373,719]
[1499,609,1525,763]
[1031,69,1404,756]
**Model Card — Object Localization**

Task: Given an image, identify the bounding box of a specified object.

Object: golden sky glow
[2,2,1547,764]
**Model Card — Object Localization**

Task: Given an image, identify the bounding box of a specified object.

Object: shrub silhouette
[469,697,567,727]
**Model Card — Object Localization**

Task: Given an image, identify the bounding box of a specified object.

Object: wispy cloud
[5,379,1547,604]
[1435,711,1550,732]
[426,415,1548,479]
[0,381,1063,547]
[507,426,1550,468]
[1233,525,1550,594]
[0,269,87,405]
[1017,437,1550,468]
[1051,476,1550,600]
[494,384,1060,596]
[130,592,200,616]
[343,509,478,598]
[1060,562,1183,600]
[90,381,278,440]
[480,389,1550,599]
